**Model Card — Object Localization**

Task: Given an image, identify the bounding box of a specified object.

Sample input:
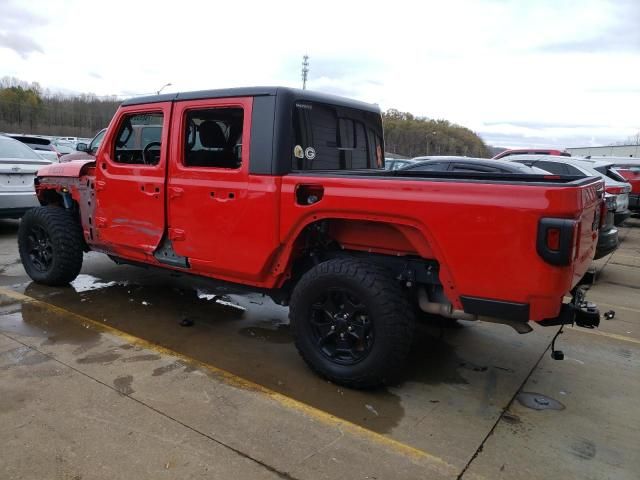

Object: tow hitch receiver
[541,287,601,360]
[572,286,600,329]
[574,301,600,329]
[539,287,601,329]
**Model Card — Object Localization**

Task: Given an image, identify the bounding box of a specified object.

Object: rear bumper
[614,209,631,225]
[539,301,600,329]
[0,192,39,218]
[594,226,619,259]
[460,292,601,331]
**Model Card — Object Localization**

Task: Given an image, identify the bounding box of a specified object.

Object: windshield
[90,129,107,152]
[575,163,620,185]
[0,136,45,160]
[602,166,627,182]
[292,102,384,170]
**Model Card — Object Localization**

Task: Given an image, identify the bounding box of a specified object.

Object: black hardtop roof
[121,86,380,113]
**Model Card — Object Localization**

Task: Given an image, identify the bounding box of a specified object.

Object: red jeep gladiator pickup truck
[19,87,602,387]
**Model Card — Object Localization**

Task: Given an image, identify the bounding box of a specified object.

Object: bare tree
[625,132,640,145]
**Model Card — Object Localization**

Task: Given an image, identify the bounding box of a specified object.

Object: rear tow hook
[548,286,601,361]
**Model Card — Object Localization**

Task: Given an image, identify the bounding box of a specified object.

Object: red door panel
[93,102,171,258]
[167,97,280,283]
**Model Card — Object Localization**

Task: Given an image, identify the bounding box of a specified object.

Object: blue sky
[1,0,638,148]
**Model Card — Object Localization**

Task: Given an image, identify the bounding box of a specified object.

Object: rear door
[167,97,259,277]
[93,102,171,256]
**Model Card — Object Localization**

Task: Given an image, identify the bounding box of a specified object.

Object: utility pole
[301,55,309,90]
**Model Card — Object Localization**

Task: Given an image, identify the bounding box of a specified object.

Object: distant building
[567,145,640,158]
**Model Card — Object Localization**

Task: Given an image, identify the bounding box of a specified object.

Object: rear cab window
[292,102,384,171]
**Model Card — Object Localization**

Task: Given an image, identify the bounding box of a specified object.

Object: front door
[93,102,171,259]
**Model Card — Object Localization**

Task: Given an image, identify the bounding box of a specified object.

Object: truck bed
[280,170,603,322]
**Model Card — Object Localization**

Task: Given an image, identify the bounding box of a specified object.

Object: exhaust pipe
[417,288,477,320]
[417,288,533,334]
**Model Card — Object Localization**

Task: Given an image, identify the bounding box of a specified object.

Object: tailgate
[571,179,603,286]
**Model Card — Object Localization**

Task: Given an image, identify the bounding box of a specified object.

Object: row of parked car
[0,133,92,218]
[0,134,91,163]
[386,149,640,260]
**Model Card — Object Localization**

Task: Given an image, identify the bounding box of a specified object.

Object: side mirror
[76,142,88,152]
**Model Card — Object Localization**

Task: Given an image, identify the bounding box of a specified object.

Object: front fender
[37,159,95,178]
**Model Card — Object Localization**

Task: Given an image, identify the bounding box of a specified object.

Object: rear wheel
[18,206,84,286]
[289,258,415,388]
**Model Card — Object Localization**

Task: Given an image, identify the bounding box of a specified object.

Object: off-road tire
[289,258,415,388]
[18,206,84,286]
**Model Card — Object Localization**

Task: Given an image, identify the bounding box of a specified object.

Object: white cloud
[0,0,638,147]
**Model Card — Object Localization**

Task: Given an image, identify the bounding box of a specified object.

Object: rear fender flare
[272,213,460,306]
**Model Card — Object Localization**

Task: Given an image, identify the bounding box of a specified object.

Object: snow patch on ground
[196,289,216,301]
[70,274,121,293]
[196,289,246,311]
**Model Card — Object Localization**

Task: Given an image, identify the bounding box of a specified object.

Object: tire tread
[18,206,84,286]
[289,258,414,388]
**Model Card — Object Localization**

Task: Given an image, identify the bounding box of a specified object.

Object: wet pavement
[1,217,639,479]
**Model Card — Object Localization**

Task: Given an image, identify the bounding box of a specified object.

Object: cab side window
[113,112,163,165]
[184,108,244,169]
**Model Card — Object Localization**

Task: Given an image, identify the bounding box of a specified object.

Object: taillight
[599,200,607,227]
[605,186,624,195]
[546,228,561,250]
[537,218,578,266]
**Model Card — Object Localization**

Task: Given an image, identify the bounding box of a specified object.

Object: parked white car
[0,136,52,218]
[506,155,632,225]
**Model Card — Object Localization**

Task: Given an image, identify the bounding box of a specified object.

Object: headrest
[199,121,226,148]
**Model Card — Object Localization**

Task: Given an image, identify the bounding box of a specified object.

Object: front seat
[190,120,227,167]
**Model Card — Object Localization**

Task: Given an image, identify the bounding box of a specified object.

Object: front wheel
[289,258,415,388]
[18,206,84,286]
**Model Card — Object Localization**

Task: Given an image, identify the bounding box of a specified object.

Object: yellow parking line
[567,326,640,345]
[593,301,640,316]
[0,286,460,476]
[610,253,640,260]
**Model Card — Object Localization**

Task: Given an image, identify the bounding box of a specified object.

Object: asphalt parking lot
[1,218,639,480]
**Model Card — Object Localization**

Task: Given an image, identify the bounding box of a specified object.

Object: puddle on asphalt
[516,392,565,411]
[238,319,291,344]
[0,277,515,434]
